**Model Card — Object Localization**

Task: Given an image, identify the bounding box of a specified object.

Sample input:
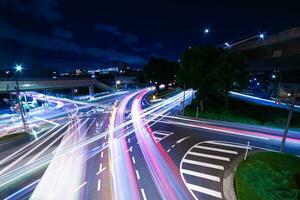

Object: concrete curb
[223,151,261,200]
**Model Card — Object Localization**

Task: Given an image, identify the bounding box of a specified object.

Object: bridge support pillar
[89,85,94,98]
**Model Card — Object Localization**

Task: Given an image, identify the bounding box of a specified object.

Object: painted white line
[101,151,104,158]
[141,188,147,200]
[181,169,220,182]
[187,183,222,199]
[205,141,252,150]
[33,116,60,126]
[195,145,238,154]
[176,136,190,144]
[135,170,140,180]
[152,131,171,136]
[73,181,87,192]
[132,156,136,164]
[171,144,175,148]
[97,179,101,191]
[183,159,224,170]
[96,163,106,175]
[167,149,171,153]
[128,138,131,143]
[188,151,230,161]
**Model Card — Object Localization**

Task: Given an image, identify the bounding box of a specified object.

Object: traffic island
[235,152,300,200]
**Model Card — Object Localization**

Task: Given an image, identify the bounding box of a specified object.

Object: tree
[143,58,179,87]
[211,51,247,109]
[177,46,247,111]
[177,46,220,111]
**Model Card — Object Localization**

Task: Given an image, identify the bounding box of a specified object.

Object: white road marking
[101,151,104,158]
[73,181,87,192]
[135,170,140,180]
[187,183,222,199]
[181,169,220,182]
[167,149,171,153]
[176,136,190,144]
[205,141,253,150]
[152,131,173,136]
[195,145,238,154]
[171,144,175,148]
[141,188,147,200]
[97,179,101,191]
[183,159,224,170]
[187,151,230,161]
[132,156,136,164]
[33,116,60,126]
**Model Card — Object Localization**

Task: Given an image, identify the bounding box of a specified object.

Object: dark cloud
[122,33,139,45]
[51,28,74,39]
[0,22,146,65]
[153,42,163,49]
[2,0,62,22]
[84,48,146,64]
[0,22,81,53]
[94,23,123,37]
[95,23,139,45]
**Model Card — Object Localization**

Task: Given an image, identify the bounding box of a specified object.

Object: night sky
[0,0,299,71]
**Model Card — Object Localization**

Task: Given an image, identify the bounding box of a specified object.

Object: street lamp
[15,64,23,72]
[259,33,265,39]
[115,80,121,90]
[14,64,28,133]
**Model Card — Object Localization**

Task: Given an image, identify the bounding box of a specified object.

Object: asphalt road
[0,89,299,200]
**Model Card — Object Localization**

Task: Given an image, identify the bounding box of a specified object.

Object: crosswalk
[151,130,174,143]
[180,140,252,200]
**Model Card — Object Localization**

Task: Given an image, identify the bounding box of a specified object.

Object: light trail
[131,89,193,199]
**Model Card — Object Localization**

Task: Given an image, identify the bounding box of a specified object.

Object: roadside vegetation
[185,95,300,128]
[235,152,300,200]
[0,131,28,142]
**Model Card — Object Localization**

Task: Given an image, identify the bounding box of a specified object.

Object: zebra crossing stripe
[187,183,222,199]
[181,169,220,182]
[205,141,252,150]
[187,151,230,161]
[183,159,224,170]
[194,145,238,154]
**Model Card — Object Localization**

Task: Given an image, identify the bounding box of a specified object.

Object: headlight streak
[131,89,193,200]
[0,89,194,197]
[30,116,87,199]
[108,91,141,200]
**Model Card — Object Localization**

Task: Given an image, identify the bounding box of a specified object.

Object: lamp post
[115,80,121,91]
[14,64,28,133]
[280,90,298,152]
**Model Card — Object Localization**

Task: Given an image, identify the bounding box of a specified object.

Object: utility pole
[182,83,186,115]
[280,90,298,152]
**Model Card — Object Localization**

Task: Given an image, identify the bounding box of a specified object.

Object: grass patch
[235,152,300,200]
[185,95,300,128]
[0,132,28,142]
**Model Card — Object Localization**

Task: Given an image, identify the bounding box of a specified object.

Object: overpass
[231,26,300,72]
[0,78,113,96]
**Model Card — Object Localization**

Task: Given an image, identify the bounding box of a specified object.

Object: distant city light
[272,74,276,79]
[159,84,165,89]
[116,80,121,85]
[249,79,252,83]
[15,64,23,72]
[257,82,260,86]
[254,78,257,81]
[225,42,230,47]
